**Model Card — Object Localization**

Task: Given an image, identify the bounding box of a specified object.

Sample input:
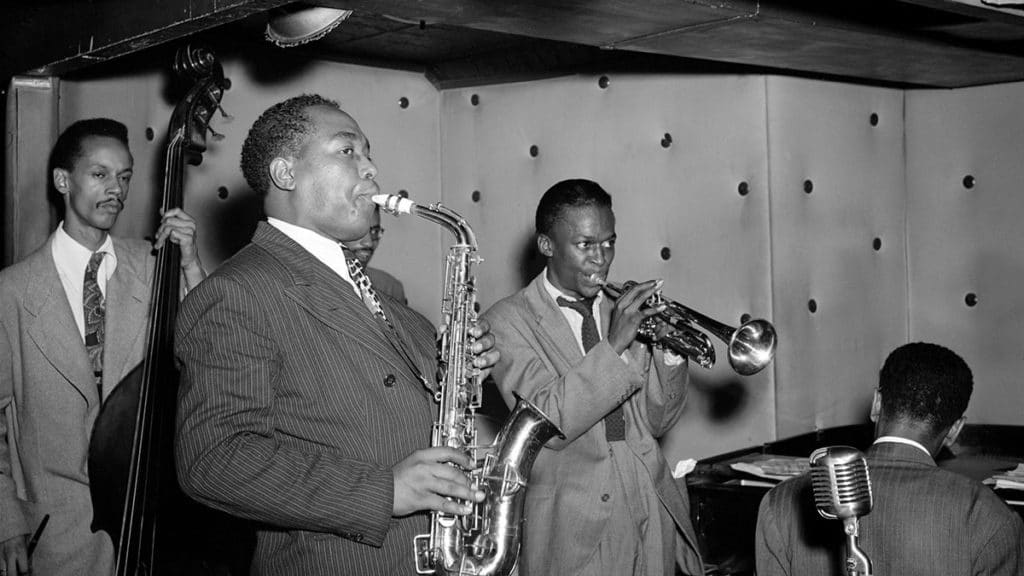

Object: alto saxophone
[373,194,564,576]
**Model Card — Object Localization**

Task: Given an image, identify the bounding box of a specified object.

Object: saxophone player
[481,179,704,576]
[173,94,499,576]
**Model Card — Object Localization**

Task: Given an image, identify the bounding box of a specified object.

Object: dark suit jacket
[481,273,704,576]
[366,266,406,305]
[756,441,1024,576]
[174,222,438,575]
[0,233,153,576]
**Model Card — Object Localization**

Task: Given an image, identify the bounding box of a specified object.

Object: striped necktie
[556,295,626,441]
[83,251,106,398]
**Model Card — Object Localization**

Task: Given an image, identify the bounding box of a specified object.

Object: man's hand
[607,279,666,355]
[392,447,485,517]
[0,534,29,576]
[154,207,206,289]
[468,318,500,380]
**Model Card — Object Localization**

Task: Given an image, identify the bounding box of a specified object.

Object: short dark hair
[240,93,342,196]
[535,178,612,236]
[878,342,973,433]
[51,118,129,172]
[49,118,129,218]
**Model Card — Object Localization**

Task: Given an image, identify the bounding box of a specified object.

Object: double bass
[87,45,229,575]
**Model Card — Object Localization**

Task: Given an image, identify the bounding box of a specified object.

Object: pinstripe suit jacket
[481,273,704,576]
[174,222,438,576]
[0,233,153,576]
[756,441,1024,576]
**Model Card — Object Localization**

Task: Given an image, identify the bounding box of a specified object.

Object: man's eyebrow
[333,130,364,142]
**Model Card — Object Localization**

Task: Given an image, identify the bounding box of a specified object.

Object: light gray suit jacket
[0,233,153,576]
[175,222,439,575]
[482,273,704,575]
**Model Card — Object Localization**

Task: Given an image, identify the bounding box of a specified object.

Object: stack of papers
[983,463,1024,491]
[730,456,810,482]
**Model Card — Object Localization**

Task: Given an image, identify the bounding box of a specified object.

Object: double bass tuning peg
[206,125,226,142]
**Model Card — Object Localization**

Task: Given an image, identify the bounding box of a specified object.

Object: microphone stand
[842,517,872,576]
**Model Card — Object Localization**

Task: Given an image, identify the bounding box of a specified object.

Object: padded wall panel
[767,78,908,437]
[61,71,171,244]
[906,82,1024,425]
[440,74,776,460]
[4,77,60,265]
[61,59,445,321]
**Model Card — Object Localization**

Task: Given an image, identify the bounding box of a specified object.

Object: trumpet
[595,277,777,376]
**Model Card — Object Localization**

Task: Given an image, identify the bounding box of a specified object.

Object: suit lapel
[23,238,97,404]
[521,274,585,370]
[103,237,151,388]
[254,224,413,377]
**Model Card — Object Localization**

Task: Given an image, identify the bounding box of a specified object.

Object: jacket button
[353,533,364,542]
[384,374,396,388]
[601,494,610,502]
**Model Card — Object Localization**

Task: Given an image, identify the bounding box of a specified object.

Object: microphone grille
[809,446,873,520]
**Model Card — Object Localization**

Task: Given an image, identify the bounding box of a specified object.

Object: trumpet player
[481,178,704,576]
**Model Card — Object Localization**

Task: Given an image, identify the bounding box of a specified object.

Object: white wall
[46,55,1024,460]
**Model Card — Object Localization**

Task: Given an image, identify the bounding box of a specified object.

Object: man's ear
[52,168,70,195]
[943,415,966,449]
[269,157,296,191]
[869,389,882,423]
[537,234,553,258]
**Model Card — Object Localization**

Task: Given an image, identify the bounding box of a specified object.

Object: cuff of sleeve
[343,467,395,547]
[662,349,686,366]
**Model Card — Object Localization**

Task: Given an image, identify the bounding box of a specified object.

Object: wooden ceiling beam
[1,0,291,79]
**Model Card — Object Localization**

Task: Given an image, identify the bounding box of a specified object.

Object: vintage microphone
[810,446,874,576]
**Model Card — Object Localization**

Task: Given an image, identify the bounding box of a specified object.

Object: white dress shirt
[873,435,932,457]
[267,217,360,298]
[52,223,117,339]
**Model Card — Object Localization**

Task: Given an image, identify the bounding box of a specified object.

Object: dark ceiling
[4,0,1024,89]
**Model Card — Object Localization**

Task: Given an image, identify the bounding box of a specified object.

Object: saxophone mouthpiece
[372,193,416,215]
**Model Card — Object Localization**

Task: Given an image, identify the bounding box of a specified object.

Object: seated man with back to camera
[756,341,1024,576]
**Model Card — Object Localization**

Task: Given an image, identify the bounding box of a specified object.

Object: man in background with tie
[343,205,407,305]
[756,342,1024,575]
[0,118,205,576]
[481,178,704,575]
[173,93,498,575]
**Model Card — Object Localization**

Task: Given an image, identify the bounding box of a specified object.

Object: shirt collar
[541,267,604,308]
[873,435,932,457]
[267,217,357,293]
[53,222,117,277]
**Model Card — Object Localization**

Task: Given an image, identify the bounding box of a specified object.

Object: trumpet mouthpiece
[372,194,416,215]
[589,273,607,285]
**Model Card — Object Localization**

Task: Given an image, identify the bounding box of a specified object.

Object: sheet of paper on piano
[983,463,1024,491]
[730,456,810,482]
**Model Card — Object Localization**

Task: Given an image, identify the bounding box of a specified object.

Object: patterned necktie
[556,295,626,441]
[83,251,106,398]
[346,255,389,324]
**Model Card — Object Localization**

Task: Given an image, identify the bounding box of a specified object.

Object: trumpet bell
[728,319,777,376]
